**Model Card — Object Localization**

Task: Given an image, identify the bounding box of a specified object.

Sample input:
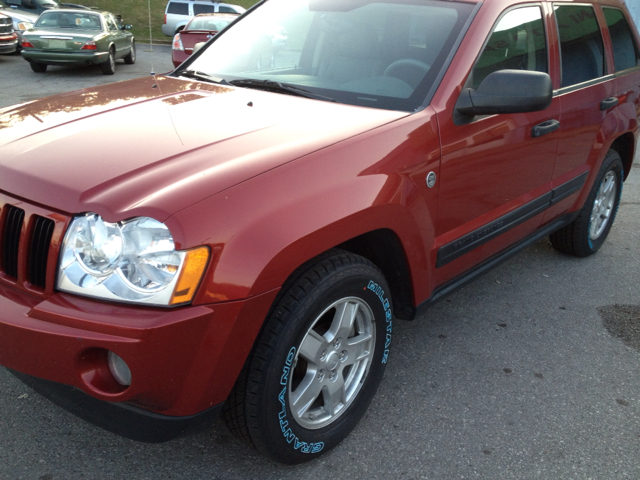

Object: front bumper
[21,49,109,65]
[0,282,279,417]
[10,369,224,442]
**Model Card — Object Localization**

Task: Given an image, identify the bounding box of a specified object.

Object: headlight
[57,213,209,306]
[17,21,34,31]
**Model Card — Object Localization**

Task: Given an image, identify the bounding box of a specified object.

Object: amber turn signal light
[169,246,210,305]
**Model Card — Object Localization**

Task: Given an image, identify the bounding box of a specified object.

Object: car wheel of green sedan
[101,47,116,75]
[124,41,136,65]
[30,62,47,73]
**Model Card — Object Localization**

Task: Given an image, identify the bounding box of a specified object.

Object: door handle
[532,119,560,138]
[600,97,619,110]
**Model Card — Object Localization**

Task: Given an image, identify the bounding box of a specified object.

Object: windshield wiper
[177,70,229,85]
[229,79,335,102]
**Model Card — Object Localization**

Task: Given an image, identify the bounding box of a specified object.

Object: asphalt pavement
[0,45,640,479]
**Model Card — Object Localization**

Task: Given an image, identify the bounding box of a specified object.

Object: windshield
[36,11,102,30]
[178,0,474,111]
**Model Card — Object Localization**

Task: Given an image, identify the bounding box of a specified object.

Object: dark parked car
[3,0,89,15]
[0,0,639,466]
[0,12,17,53]
[0,0,37,50]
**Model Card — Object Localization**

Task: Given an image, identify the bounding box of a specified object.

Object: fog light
[107,351,132,386]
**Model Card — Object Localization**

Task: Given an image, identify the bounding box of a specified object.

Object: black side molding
[550,171,588,205]
[418,212,580,317]
[437,172,588,268]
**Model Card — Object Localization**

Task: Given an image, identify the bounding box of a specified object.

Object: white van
[161,0,245,36]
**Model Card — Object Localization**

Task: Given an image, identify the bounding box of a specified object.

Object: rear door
[435,4,559,285]
[543,3,615,220]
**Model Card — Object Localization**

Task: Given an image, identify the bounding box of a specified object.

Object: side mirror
[121,24,132,30]
[456,70,552,117]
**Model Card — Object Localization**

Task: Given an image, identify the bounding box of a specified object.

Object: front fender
[166,108,441,307]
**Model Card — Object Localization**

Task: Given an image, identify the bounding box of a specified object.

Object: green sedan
[21,9,135,75]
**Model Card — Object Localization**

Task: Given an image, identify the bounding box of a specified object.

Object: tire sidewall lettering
[277,346,324,455]
[366,280,393,364]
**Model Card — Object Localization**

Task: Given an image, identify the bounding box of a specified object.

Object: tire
[224,251,393,464]
[100,47,116,75]
[124,40,136,65]
[550,149,623,257]
[30,62,47,73]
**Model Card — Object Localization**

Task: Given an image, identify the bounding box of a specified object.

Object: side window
[167,2,189,15]
[218,6,237,14]
[603,7,640,72]
[470,6,547,88]
[554,5,605,87]
[106,15,118,31]
[194,4,215,15]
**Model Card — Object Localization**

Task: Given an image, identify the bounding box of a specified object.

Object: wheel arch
[338,229,416,320]
[608,132,635,181]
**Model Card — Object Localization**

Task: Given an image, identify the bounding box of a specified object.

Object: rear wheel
[100,47,116,75]
[550,149,623,256]
[30,62,47,73]
[224,251,393,464]
[124,40,136,65]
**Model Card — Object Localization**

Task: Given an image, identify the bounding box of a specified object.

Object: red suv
[0,0,638,465]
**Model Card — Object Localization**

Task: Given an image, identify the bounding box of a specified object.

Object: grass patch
[85,0,257,43]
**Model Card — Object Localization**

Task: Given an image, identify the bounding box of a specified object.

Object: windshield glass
[36,11,103,30]
[179,0,474,111]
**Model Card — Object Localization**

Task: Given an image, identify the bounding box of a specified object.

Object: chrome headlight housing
[57,214,208,306]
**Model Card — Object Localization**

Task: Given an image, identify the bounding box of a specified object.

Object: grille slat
[3,206,25,279]
[28,216,55,288]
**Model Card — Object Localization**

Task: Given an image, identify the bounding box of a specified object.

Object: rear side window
[554,4,605,87]
[167,1,189,15]
[218,6,237,14]
[194,4,215,15]
[471,6,548,88]
[603,7,640,72]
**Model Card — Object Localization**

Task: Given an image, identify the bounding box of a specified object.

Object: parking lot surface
[1,45,640,479]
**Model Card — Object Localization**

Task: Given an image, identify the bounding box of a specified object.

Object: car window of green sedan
[106,15,118,31]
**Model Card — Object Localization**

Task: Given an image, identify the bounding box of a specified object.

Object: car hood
[0,8,38,22]
[0,75,407,222]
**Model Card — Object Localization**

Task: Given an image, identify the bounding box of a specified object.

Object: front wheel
[224,251,393,464]
[550,149,623,256]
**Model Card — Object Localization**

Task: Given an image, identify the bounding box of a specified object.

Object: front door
[435,4,559,286]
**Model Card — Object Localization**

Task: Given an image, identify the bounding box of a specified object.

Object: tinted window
[194,4,215,15]
[555,5,605,87]
[471,6,547,88]
[218,6,237,14]
[603,7,640,72]
[167,1,188,15]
